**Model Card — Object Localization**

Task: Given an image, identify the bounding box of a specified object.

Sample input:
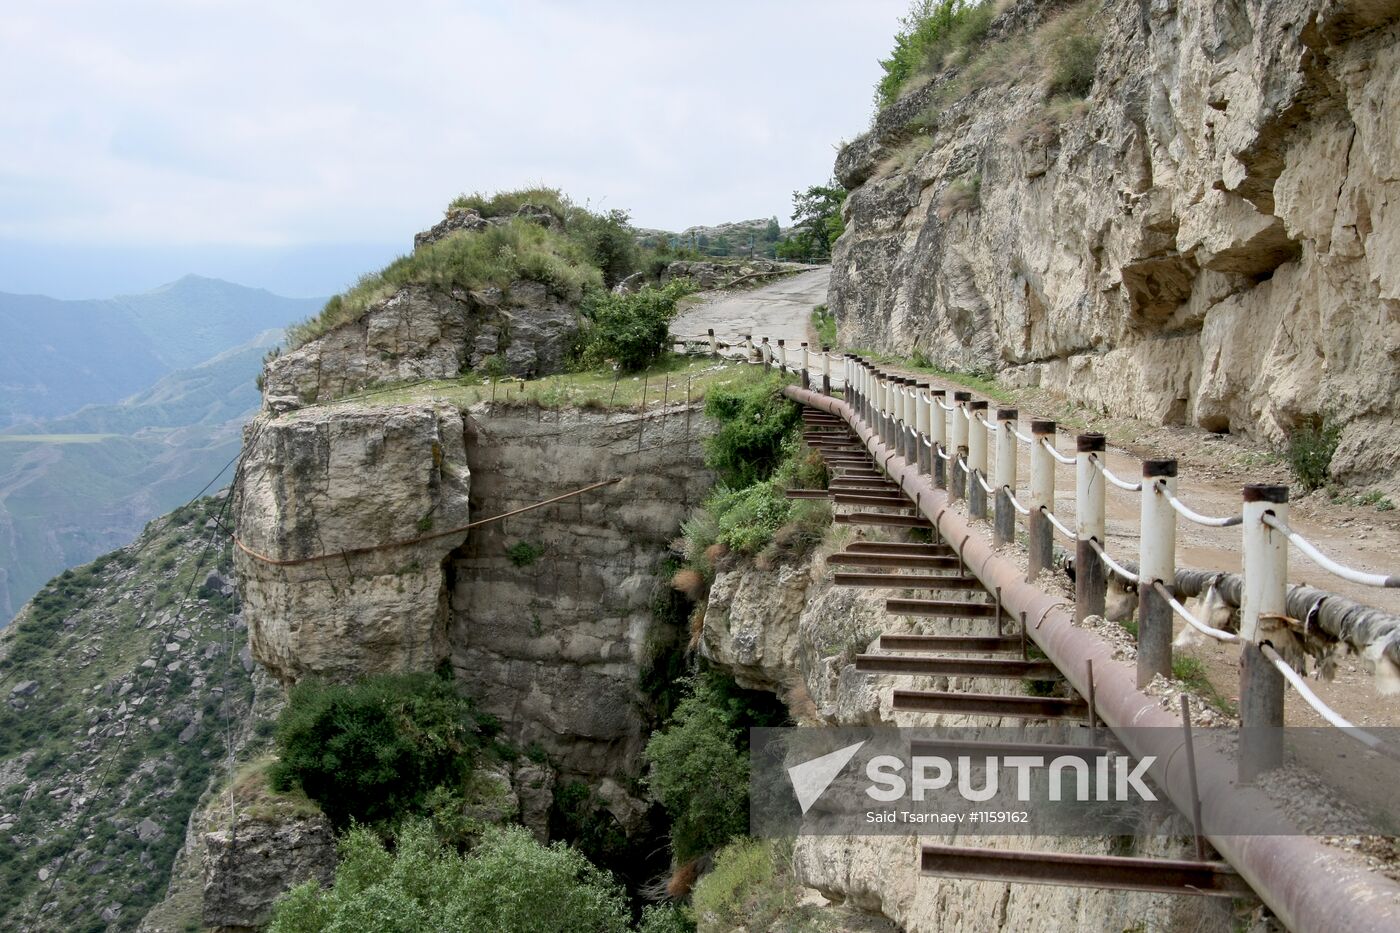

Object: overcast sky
[0,0,906,296]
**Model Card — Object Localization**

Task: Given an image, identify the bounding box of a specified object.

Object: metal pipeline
[784,384,1400,933]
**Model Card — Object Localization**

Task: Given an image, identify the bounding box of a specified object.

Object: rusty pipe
[784,384,1400,933]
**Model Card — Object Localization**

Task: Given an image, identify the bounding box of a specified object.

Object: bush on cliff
[643,672,786,861]
[702,372,802,487]
[269,819,631,933]
[875,0,997,108]
[578,278,695,372]
[269,670,497,828]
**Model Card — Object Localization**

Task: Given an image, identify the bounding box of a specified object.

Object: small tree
[580,279,694,372]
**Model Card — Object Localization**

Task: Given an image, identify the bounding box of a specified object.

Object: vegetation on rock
[875,0,997,109]
[269,669,497,829]
[269,819,633,933]
[579,279,696,373]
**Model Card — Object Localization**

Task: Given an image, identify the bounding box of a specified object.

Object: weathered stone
[262,283,580,407]
[202,811,336,931]
[233,403,471,683]
[830,0,1400,487]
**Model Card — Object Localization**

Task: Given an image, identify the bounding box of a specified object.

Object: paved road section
[672,268,829,348]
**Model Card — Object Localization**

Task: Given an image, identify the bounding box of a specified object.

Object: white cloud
[0,0,906,246]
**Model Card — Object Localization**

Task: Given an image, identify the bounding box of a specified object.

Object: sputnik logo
[787,741,866,814]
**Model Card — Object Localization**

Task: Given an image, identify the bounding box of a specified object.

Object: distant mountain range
[0,276,323,621]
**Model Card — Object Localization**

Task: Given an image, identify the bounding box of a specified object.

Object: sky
[0,0,907,298]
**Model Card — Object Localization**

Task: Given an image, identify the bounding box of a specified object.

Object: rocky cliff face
[699,526,1232,932]
[233,394,713,823]
[831,0,1400,486]
[232,402,471,683]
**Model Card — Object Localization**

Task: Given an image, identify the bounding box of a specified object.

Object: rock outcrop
[232,402,471,683]
[263,281,580,408]
[831,0,1400,486]
[201,809,336,932]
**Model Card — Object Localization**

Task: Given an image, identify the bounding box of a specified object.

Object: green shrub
[449,187,569,218]
[269,671,494,828]
[579,279,695,372]
[875,0,998,108]
[1046,32,1100,97]
[269,819,630,933]
[1287,417,1341,492]
[638,904,696,933]
[571,207,640,287]
[690,838,779,930]
[810,304,837,348]
[643,673,787,861]
[506,541,544,566]
[703,373,801,487]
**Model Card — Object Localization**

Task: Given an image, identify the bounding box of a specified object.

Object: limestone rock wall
[263,281,580,408]
[448,402,714,791]
[831,0,1400,486]
[232,402,471,683]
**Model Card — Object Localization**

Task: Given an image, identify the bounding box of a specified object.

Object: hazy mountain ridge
[0,276,319,427]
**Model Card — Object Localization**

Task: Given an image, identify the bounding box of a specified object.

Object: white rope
[922,435,933,449]
[1161,485,1242,527]
[1262,514,1399,588]
[1258,644,1388,751]
[975,471,996,495]
[1091,455,1142,492]
[974,412,991,428]
[1011,427,1033,445]
[961,406,972,422]
[936,446,951,462]
[1090,538,1139,584]
[1153,582,1238,643]
[1042,506,1075,542]
[1041,438,1075,465]
[937,399,954,412]
[1005,488,1031,515]
[955,457,969,475]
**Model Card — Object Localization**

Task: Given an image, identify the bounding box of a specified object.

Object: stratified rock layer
[232,403,471,683]
[831,0,1400,485]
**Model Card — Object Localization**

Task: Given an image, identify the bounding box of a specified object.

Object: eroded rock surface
[831,0,1400,485]
[232,402,471,683]
[201,810,336,932]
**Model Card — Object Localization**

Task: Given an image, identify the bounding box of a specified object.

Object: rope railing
[1042,506,1075,542]
[975,471,996,495]
[1011,426,1033,444]
[1161,485,1242,527]
[936,446,951,461]
[1041,437,1075,465]
[1262,514,1400,588]
[1152,581,1238,643]
[1257,644,1393,757]
[1091,455,1143,492]
[1090,537,1140,584]
[1005,487,1031,515]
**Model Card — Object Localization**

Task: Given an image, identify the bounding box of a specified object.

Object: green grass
[0,433,120,443]
[810,305,837,348]
[306,355,764,413]
[448,186,568,218]
[1171,656,1238,718]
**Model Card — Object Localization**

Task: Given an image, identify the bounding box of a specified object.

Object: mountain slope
[0,332,279,622]
[0,277,320,427]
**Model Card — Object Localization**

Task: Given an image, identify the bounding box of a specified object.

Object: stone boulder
[262,282,581,408]
[202,811,335,932]
[413,207,489,250]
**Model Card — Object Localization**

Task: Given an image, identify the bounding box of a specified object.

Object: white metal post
[968,400,989,519]
[1240,483,1288,782]
[1075,434,1107,622]
[799,343,809,388]
[994,408,1018,545]
[931,390,948,489]
[744,334,754,362]
[1027,419,1056,581]
[950,391,970,499]
[760,336,771,370]
[917,385,933,475]
[777,339,787,374]
[820,347,831,395]
[1137,459,1178,687]
[707,328,718,357]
